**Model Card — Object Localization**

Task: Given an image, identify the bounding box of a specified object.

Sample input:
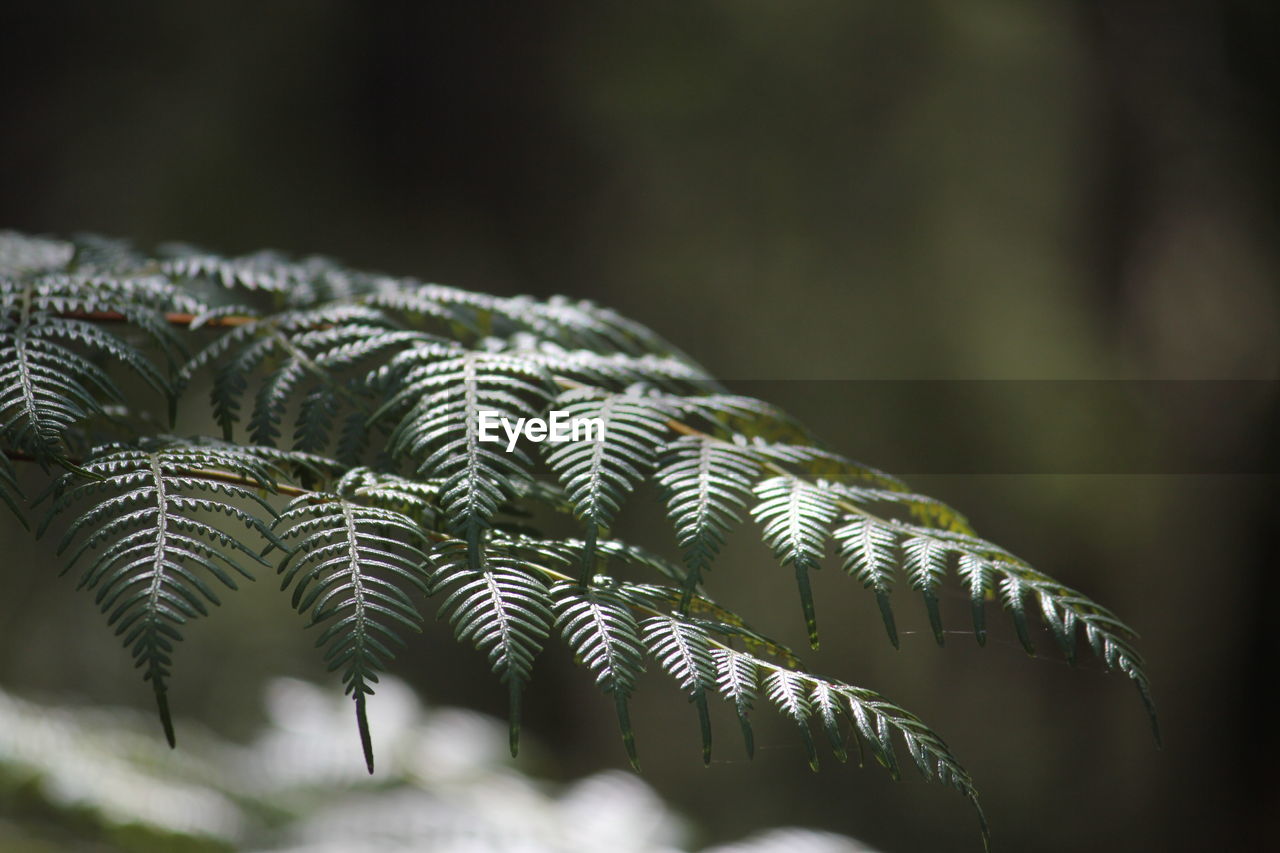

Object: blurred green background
[1,2,1276,851]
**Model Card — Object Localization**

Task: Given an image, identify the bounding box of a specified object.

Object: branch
[54,311,256,328]
[4,447,312,498]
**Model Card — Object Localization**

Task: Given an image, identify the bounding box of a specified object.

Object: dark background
[2,3,1277,851]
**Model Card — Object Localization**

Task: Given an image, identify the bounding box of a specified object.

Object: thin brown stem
[55,310,257,328]
[4,448,313,498]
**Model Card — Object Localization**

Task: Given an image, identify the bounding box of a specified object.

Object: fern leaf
[429,539,553,756]
[69,234,148,274]
[750,476,839,648]
[810,679,849,762]
[656,435,761,598]
[895,520,1159,740]
[902,534,948,645]
[714,647,988,845]
[0,305,169,462]
[273,494,430,772]
[377,342,553,569]
[833,515,901,647]
[550,579,647,768]
[333,466,442,524]
[162,249,308,294]
[542,387,671,576]
[998,572,1036,654]
[249,322,429,447]
[711,647,759,757]
[823,480,975,534]
[764,667,820,771]
[364,279,489,339]
[45,443,283,745]
[506,335,712,393]
[186,305,421,447]
[619,581,796,655]
[642,614,717,764]
[0,231,1157,837]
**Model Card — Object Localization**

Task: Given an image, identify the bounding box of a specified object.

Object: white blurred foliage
[0,690,243,839]
[0,679,878,852]
[703,829,881,853]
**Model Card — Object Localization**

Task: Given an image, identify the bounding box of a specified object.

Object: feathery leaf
[551,579,647,768]
[656,435,761,599]
[429,539,553,756]
[833,515,901,647]
[274,494,430,771]
[750,476,839,648]
[45,443,283,745]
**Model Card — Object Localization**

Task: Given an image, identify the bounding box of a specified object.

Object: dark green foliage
[644,613,718,765]
[273,493,431,771]
[657,436,761,598]
[429,538,553,756]
[1,310,170,464]
[834,515,901,647]
[551,578,647,768]
[0,231,1163,846]
[543,386,671,575]
[41,442,285,745]
[751,476,840,648]
[378,342,553,566]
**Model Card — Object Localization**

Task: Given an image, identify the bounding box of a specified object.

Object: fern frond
[549,297,702,361]
[956,553,995,646]
[824,480,974,534]
[248,319,428,448]
[994,557,1159,742]
[656,435,761,598]
[0,299,170,463]
[162,249,310,294]
[750,476,839,647]
[764,667,821,770]
[549,348,713,393]
[712,647,759,757]
[44,442,284,745]
[712,647,987,845]
[861,515,1160,741]
[642,613,718,764]
[543,387,671,576]
[490,528,802,669]
[185,304,424,449]
[364,278,492,339]
[833,516,901,647]
[606,580,800,667]
[0,231,1157,842]
[550,578,647,768]
[273,494,430,772]
[377,342,553,567]
[902,533,949,644]
[428,539,553,756]
[505,295,645,354]
[332,466,442,525]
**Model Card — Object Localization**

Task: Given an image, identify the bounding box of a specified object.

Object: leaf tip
[355,693,375,774]
[155,689,176,748]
